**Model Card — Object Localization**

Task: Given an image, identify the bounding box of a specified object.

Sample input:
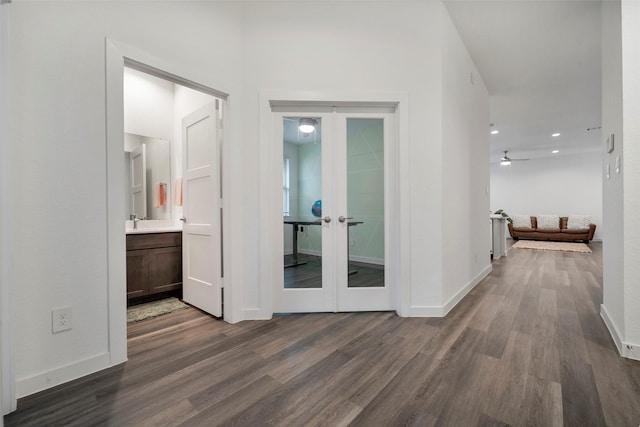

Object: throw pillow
[568,215,592,230]
[511,215,532,228]
[537,215,560,229]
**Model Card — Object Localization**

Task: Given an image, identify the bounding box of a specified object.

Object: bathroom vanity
[126,231,182,299]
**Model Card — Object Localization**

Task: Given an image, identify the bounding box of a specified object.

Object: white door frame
[258,91,412,318]
[1,0,15,415]
[105,39,241,367]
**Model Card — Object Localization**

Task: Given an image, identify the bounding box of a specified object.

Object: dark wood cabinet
[126,232,182,299]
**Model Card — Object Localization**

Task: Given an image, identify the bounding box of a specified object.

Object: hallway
[5,242,640,426]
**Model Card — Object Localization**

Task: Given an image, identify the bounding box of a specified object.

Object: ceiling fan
[500,150,529,166]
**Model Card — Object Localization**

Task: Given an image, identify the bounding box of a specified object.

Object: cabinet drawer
[148,247,183,294]
[126,232,182,251]
[126,249,149,299]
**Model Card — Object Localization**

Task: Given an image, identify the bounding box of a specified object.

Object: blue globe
[311,200,322,218]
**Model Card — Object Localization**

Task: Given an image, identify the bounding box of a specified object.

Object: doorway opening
[106,40,233,365]
[122,64,224,325]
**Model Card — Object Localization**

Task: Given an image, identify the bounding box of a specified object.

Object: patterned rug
[512,240,592,253]
[127,297,189,323]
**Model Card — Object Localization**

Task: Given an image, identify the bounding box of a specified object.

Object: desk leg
[285,224,306,268]
[347,226,358,276]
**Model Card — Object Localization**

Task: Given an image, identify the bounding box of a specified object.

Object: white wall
[124,67,174,141]
[8,1,243,398]
[620,0,640,353]
[441,8,491,308]
[601,0,625,342]
[283,142,299,255]
[1,0,11,417]
[5,0,491,402]
[600,0,640,361]
[491,151,603,240]
[243,1,453,315]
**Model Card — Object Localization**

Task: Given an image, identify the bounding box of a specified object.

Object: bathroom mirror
[124,133,171,221]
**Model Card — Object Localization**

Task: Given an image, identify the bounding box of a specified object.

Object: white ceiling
[444,0,602,163]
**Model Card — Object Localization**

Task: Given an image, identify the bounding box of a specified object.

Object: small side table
[490,215,507,259]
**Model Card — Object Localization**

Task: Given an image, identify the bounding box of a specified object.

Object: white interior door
[182,101,222,317]
[275,113,334,312]
[275,110,394,313]
[336,114,392,311]
[130,143,146,219]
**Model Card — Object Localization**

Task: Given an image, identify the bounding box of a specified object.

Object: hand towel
[153,182,167,208]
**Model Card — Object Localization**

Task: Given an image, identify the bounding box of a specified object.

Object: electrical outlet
[52,306,72,333]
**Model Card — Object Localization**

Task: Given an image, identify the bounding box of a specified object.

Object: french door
[275,110,394,313]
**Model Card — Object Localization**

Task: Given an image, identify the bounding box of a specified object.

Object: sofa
[508,215,596,243]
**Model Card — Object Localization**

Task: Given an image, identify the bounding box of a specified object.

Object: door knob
[338,216,354,223]
[180,217,187,222]
[323,216,332,223]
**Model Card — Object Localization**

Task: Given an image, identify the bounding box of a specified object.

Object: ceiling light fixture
[552,150,559,154]
[500,160,511,166]
[299,118,317,134]
[552,133,560,137]
[491,130,499,135]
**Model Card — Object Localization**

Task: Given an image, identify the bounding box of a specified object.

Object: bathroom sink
[126,226,182,234]
[125,220,182,234]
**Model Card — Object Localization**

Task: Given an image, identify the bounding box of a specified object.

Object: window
[283,157,290,216]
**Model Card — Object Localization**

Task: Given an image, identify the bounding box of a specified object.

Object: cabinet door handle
[180,217,187,222]
[338,216,354,223]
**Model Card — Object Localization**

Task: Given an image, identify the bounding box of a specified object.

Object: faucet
[129,214,140,230]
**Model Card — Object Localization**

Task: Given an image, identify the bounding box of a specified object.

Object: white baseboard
[442,265,492,316]
[409,264,492,318]
[623,342,640,361]
[299,249,321,257]
[408,305,445,317]
[242,307,271,321]
[349,255,384,265]
[601,304,640,361]
[16,352,111,398]
[297,250,383,265]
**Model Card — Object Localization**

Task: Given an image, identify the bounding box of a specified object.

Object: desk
[284,219,363,271]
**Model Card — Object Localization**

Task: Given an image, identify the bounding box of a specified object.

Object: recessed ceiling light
[552,150,559,154]
[552,133,560,137]
[491,130,499,135]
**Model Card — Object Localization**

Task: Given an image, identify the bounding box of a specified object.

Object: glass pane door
[346,118,385,288]
[274,111,393,314]
[337,114,392,312]
[283,116,323,288]
[277,115,334,313]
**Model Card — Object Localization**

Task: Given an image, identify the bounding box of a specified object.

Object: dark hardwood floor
[5,242,640,426]
[284,255,384,288]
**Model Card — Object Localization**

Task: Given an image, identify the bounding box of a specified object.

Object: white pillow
[537,215,560,229]
[568,215,592,230]
[511,215,532,228]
